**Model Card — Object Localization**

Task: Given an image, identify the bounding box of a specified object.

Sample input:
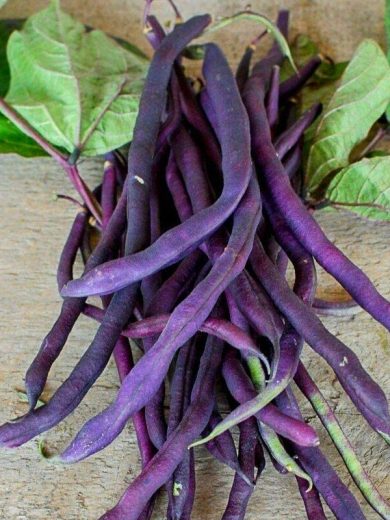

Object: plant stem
[329,200,390,214]
[0,98,67,162]
[0,97,101,222]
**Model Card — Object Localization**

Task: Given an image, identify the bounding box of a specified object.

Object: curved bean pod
[24,188,127,410]
[313,297,361,317]
[99,335,224,520]
[244,71,390,331]
[279,56,322,100]
[221,418,259,520]
[59,171,261,463]
[274,103,322,160]
[83,305,270,371]
[56,210,88,291]
[296,477,327,520]
[62,41,252,299]
[0,16,209,448]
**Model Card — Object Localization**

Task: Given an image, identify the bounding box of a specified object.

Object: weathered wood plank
[0,1,389,518]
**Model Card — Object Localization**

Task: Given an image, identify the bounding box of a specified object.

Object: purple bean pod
[265,65,280,131]
[1,16,208,448]
[165,152,193,222]
[236,45,255,92]
[143,245,204,451]
[56,210,88,291]
[101,160,156,514]
[141,151,169,451]
[199,88,219,137]
[283,142,305,199]
[105,151,127,188]
[86,310,269,368]
[59,168,261,462]
[203,409,250,484]
[99,335,224,520]
[146,249,205,316]
[221,418,258,520]
[62,42,252,299]
[264,199,317,306]
[296,476,327,520]
[101,159,117,230]
[274,103,322,160]
[244,70,390,331]
[177,448,196,520]
[167,339,199,519]
[175,64,221,167]
[254,440,266,482]
[23,189,127,411]
[279,56,322,100]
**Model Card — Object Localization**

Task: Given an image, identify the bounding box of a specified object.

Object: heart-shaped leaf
[326,156,390,221]
[306,40,390,194]
[0,19,46,157]
[5,0,148,157]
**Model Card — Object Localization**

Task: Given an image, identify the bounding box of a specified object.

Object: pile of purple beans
[1,9,389,520]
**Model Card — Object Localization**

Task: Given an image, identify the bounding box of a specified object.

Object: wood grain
[0,1,389,518]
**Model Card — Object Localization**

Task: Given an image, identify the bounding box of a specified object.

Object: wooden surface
[0,1,389,519]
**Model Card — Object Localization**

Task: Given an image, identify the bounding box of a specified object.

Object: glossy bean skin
[100,336,224,520]
[0,16,210,449]
[221,418,259,520]
[243,69,390,331]
[56,210,88,291]
[24,189,128,410]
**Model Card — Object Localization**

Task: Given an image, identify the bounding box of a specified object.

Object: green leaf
[0,112,47,156]
[5,0,148,157]
[0,20,19,97]
[306,39,390,194]
[325,157,390,221]
[0,20,46,156]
